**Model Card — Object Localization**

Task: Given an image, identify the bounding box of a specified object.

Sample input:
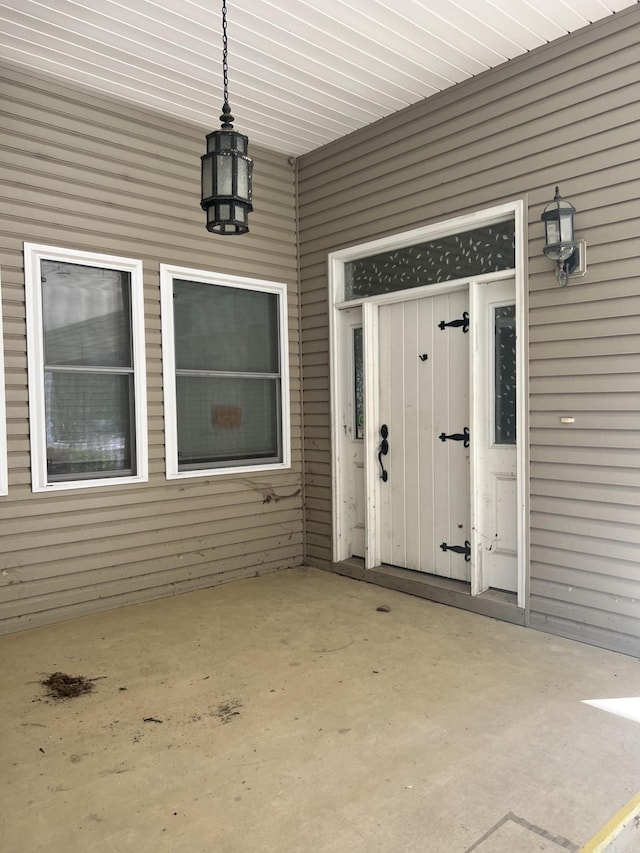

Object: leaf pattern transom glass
[344,222,515,300]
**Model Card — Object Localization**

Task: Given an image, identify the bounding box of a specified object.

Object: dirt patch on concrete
[41,672,96,699]
[215,699,242,724]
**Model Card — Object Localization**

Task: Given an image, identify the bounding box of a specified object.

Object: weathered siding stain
[0,64,303,633]
[298,7,640,656]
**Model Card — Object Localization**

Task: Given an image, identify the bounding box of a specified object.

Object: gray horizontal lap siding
[297,7,640,656]
[0,65,303,633]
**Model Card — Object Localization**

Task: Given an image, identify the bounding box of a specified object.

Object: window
[160,265,290,478]
[344,220,516,300]
[353,326,364,440]
[24,244,148,492]
[494,304,516,445]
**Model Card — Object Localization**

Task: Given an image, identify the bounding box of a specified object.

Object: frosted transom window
[344,221,515,300]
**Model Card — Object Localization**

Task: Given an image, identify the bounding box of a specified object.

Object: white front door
[338,282,519,592]
[377,290,471,580]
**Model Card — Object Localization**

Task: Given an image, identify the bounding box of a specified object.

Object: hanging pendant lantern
[201,0,253,235]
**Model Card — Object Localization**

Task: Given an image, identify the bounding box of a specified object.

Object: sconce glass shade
[541,186,576,262]
[201,129,253,235]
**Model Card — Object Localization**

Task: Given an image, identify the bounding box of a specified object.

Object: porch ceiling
[0,0,637,157]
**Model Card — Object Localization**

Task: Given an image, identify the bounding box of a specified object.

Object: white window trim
[0,270,7,496]
[160,263,291,479]
[24,243,148,493]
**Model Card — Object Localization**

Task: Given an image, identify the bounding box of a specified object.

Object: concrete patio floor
[1,567,638,852]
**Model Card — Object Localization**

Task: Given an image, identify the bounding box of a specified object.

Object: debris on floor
[41,672,96,699]
[215,699,242,724]
[376,604,391,612]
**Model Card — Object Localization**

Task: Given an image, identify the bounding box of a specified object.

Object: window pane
[45,371,134,477]
[176,376,280,468]
[41,260,132,367]
[494,305,516,445]
[353,327,364,439]
[173,280,279,373]
[345,221,515,300]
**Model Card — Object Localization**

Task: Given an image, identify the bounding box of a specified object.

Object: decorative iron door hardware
[378,424,389,482]
[439,427,470,448]
[418,353,429,362]
[440,540,471,562]
[438,311,469,333]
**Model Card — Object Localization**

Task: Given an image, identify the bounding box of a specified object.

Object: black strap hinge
[440,540,471,562]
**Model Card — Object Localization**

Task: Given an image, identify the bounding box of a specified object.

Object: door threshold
[330,558,525,626]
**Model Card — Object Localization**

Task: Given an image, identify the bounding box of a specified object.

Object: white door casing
[329,200,528,605]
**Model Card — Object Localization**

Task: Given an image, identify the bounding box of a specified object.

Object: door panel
[471,278,518,593]
[379,291,470,580]
[439,288,470,580]
[338,306,365,559]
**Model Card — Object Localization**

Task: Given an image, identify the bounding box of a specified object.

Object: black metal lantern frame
[201,0,253,235]
[541,186,581,286]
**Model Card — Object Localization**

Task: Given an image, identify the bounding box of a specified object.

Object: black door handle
[379,424,389,482]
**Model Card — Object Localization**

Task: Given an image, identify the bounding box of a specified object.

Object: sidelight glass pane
[353,326,364,439]
[173,280,279,374]
[41,261,131,368]
[45,371,133,477]
[176,375,281,468]
[494,304,516,445]
[345,221,515,300]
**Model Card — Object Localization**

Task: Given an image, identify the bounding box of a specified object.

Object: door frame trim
[328,200,529,609]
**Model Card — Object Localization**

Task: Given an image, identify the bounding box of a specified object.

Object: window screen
[172,279,283,470]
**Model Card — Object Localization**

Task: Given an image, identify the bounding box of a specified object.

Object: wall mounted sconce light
[541,186,586,286]
[201,0,253,235]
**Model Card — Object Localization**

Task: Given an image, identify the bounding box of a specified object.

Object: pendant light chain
[220,0,234,127]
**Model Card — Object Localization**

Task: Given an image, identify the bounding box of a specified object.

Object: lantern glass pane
[216,154,233,196]
[559,211,574,243]
[545,218,560,245]
[237,159,249,200]
[201,156,213,197]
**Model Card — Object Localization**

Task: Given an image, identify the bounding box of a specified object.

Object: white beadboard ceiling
[0,0,637,157]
